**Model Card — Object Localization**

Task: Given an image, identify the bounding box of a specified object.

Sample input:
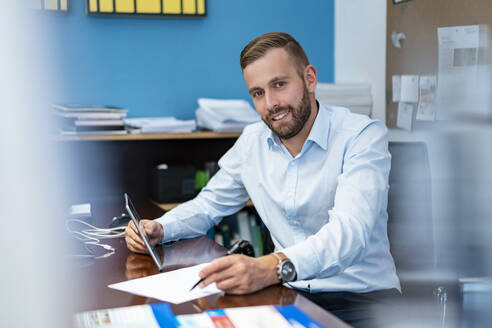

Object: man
[126,32,400,303]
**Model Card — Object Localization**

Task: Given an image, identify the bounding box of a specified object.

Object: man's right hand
[125,219,164,254]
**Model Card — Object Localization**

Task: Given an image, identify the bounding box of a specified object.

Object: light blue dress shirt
[156,103,401,294]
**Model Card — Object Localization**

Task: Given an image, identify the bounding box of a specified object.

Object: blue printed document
[75,303,325,328]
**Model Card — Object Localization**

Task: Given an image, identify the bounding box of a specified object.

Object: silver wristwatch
[272,252,297,283]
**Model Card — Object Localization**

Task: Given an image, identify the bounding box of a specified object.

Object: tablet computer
[124,193,165,271]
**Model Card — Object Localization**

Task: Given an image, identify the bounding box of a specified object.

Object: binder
[197,0,205,15]
[99,0,114,12]
[182,0,196,14]
[88,0,98,12]
[136,0,161,14]
[44,0,58,10]
[60,0,68,11]
[86,0,206,16]
[32,0,42,10]
[115,0,135,13]
[163,0,181,14]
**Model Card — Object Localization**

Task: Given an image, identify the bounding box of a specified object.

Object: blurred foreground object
[0,3,70,327]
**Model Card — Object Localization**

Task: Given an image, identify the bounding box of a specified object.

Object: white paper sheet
[397,102,414,131]
[400,75,419,103]
[417,75,437,121]
[108,263,222,304]
[437,25,491,118]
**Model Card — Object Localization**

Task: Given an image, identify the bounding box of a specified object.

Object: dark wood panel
[56,138,237,204]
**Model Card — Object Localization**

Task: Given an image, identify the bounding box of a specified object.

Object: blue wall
[46,1,334,119]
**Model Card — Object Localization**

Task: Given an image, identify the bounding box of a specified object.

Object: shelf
[153,200,254,212]
[53,131,241,141]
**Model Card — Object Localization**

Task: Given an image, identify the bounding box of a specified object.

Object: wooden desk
[70,200,349,327]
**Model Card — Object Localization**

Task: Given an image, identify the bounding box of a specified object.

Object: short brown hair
[240,32,309,76]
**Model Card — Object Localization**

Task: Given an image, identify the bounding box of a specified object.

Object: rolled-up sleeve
[156,137,250,243]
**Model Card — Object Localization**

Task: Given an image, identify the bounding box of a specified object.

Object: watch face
[281,261,296,282]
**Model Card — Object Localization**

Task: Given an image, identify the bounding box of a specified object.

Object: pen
[189,240,253,291]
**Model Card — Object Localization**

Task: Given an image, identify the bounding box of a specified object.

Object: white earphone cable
[66,219,124,259]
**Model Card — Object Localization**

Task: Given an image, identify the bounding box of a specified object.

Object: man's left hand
[198,254,279,295]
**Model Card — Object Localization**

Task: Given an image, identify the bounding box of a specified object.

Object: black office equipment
[228,240,255,257]
[189,239,255,291]
[149,164,196,203]
[109,213,131,229]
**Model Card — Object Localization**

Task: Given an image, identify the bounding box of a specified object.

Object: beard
[262,85,312,139]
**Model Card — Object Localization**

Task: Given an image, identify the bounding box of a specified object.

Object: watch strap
[272,252,288,282]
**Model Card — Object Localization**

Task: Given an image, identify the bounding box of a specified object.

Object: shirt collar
[306,101,330,151]
[266,100,331,151]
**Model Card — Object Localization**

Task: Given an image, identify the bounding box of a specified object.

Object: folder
[163,0,181,14]
[182,0,196,14]
[88,0,98,12]
[99,0,114,12]
[197,0,205,15]
[44,0,58,10]
[32,0,42,10]
[115,0,135,13]
[136,0,161,14]
[60,0,68,11]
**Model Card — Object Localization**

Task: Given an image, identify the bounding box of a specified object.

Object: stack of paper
[52,104,128,135]
[124,117,196,133]
[195,98,260,132]
[316,83,373,117]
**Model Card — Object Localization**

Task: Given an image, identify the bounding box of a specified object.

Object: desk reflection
[216,285,298,308]
[125,253,159,279]
[190,285,298,312]
[124,236,298,310]
[161,236,227,269]
[125,236,226,279]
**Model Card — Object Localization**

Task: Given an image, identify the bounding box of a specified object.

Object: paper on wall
[397,102,414,131]
[400,75,419,103]
[437,25,491,119]
[417,75,437,121]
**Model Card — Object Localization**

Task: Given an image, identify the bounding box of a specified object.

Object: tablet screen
[124,193,163,271]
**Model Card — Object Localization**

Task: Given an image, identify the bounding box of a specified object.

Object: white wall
[335,0,387,122]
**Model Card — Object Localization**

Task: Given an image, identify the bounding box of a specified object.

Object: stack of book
[316,83,373,117]
[52,104,128,135]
